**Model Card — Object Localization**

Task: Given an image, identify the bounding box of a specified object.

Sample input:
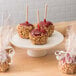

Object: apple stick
[44,4,48,22]
[26,4,28,23]
[37,9,40,30]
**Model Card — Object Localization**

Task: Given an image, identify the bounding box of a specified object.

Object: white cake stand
[11,31,64,57]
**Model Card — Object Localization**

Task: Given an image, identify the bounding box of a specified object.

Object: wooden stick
[37,9,40,30]
[37,9,40,24]
[26,4,28,23]
[44,4,48,20]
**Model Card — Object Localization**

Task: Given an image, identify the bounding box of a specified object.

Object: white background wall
[0,0,76,25]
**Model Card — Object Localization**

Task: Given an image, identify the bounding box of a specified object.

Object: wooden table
[0,21,76,76]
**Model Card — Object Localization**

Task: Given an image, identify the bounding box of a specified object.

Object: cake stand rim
[10,30,64,50]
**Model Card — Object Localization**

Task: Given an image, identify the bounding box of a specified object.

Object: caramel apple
[39,19,54,37]
[39,4,54,37]
[29,27,48,45]
[29,9,48,45]
[17,5,34,39]
[17,21,34,39]
[59,62,76,74]
[55,51,76,74]
[0,51,11,72]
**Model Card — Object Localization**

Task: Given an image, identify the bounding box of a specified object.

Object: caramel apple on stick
[29,9,48,45]
[39,4,54,37]
[17,4,34,39]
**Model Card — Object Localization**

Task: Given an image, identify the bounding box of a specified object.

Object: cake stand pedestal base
[27,50,48,57]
